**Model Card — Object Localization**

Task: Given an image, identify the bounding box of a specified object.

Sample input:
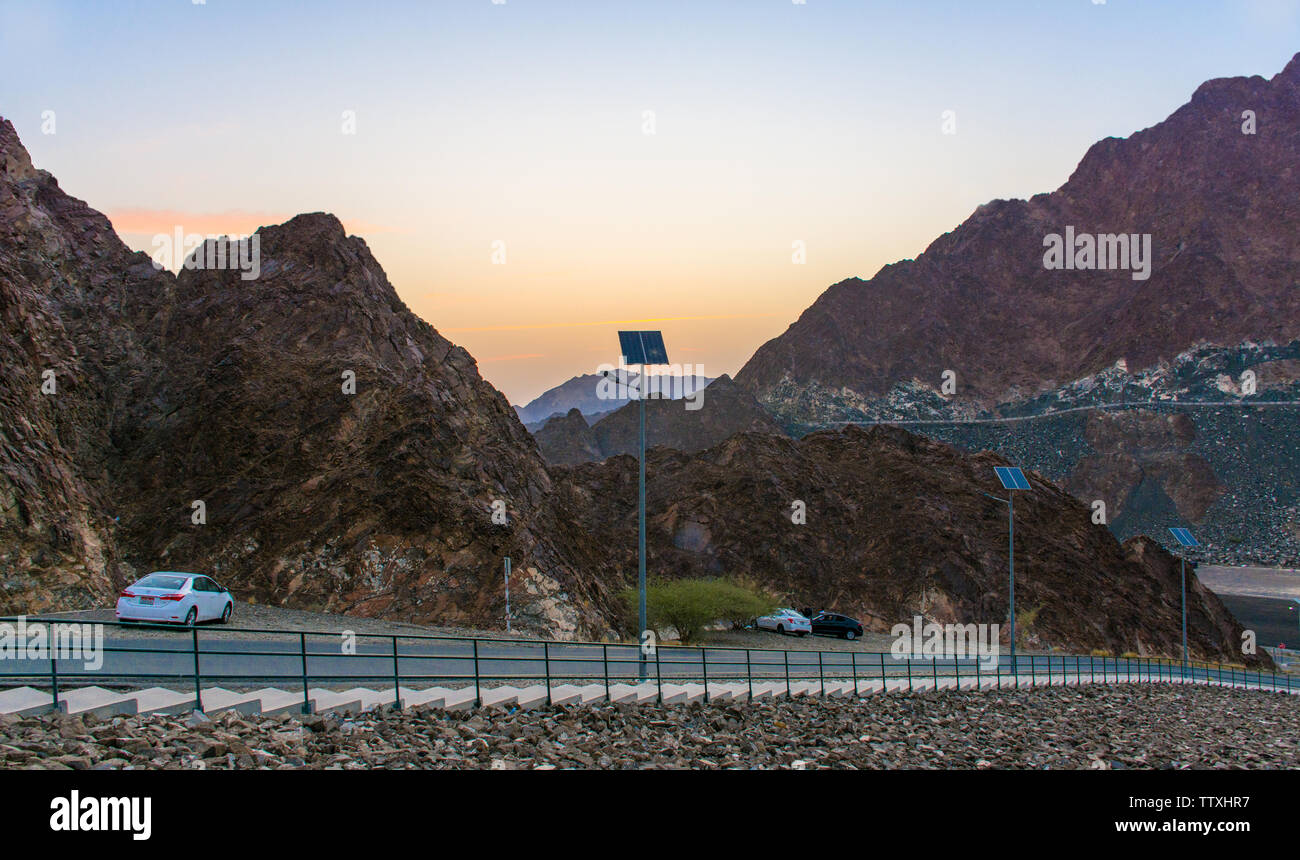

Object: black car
[811,612,864,640]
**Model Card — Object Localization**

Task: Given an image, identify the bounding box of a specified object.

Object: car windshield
[134,574,188,590]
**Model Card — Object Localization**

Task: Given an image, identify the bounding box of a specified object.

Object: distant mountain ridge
[533,375,786,465]
[515,370,713,426]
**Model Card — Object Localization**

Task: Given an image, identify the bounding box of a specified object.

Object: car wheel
[220,602,233,624]
[777,624,785,635]
[184,607,198,626]
[845,630,856,641]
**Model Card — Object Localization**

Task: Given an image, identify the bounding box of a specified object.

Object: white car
[116,572,234,625]
[755,608,811,636]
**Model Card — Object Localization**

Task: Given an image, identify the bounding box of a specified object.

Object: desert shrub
[620,578,777,644]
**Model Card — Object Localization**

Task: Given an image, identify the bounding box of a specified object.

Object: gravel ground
[4,684,1297,770]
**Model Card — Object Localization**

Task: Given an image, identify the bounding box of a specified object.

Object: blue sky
[2,0,1298,402]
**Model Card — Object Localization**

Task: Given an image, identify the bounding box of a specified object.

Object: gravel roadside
[5,684,1297,770]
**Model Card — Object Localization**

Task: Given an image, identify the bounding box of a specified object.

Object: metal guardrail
[0,616,1294,714]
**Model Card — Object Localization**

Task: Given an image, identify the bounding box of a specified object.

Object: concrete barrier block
[131,687,197,715]
[58,686,138,718]
[548,684,584,706]
[0,686,55,716]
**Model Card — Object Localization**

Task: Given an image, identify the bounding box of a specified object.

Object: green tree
[621,578,777,644]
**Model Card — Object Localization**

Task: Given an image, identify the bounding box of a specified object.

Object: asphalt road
[0,627,1289,692]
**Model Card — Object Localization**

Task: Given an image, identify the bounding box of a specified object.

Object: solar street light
[617,331,668,678]
[984,466,1031,675]
[1168,527,1199,677]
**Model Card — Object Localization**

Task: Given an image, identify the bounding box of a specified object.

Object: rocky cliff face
[558,425,1266,665]
[0,118,619,635]
[737,54,1300,422]
[0,117,171,612]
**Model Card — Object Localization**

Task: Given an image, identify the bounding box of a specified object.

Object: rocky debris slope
[5,685,1296,770]
[534,374,786,465]
[737,54,1300,422]
[861,343,1300,567]
[559,425,1264,664]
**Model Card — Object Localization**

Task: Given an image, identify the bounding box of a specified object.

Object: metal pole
[1008,490,1016,675]
[700,647,709,703]
[299,632,311,714]
[191,626,203,713]
[504,556,511,634]
[638,387,647,680]
[391,635,401,710]
[472,639,481,708]
[746,649,753,702]
[1180,556,1188,678]
[544,641,552,706]
[50,641,59,711]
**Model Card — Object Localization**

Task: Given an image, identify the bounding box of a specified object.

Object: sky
[2,0,1299,404]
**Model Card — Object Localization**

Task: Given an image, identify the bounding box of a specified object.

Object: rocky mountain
[736,54,1300,425]
[515,370,713,426]
[558,425,1265,665]
[0,117,619,635]
[0,117,1269,663]
[532,374,786,465]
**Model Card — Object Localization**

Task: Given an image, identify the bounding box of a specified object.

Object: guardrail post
[544,641,552,706]
[746,650,753,702]
[300,632,311,714]
[818,651,825,697]
[49,637,60,711]
[850,651,858,695]
[603,643,610,702]
[391,635,401,710]
[974,654,980,690]
[906,657,913,693]
[701,647,709,703]
[784,650,791,700]
[655,643,662,703]
[931,656,937,692]
[1046,655,1051,687]
[191,626,204,713]
[879,652,886,694]
[472,639,481,708]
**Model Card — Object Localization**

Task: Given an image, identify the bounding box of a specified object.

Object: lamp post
[1168,528,1199,679]
[616,331,668,679]
[986,466,1032,676]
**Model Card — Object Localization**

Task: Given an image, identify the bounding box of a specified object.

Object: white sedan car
[755,608,811,636]
[116,572,234,625]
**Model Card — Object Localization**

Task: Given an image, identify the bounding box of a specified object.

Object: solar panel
[1168,527,1199,547]
[994,466,1030,491]
[617,331,669,366]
